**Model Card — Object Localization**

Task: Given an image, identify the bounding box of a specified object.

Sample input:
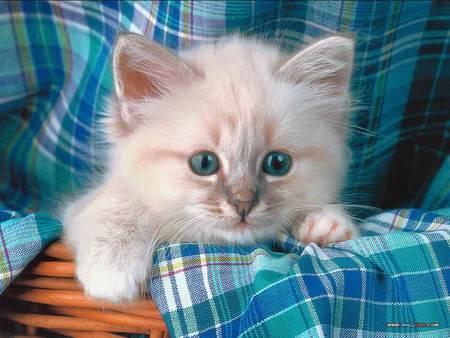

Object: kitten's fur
[63,34,358,302]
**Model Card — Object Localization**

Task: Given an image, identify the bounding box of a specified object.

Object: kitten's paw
[295,208,359,245]
[76,251,142,303]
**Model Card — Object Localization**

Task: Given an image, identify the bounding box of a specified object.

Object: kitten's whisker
[165,214,205,244]
[296,114,382,138]
[290,202,383,214]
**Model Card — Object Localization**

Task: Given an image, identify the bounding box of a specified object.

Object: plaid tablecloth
[0,1,449,337]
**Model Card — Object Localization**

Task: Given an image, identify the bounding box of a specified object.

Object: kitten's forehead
[214,112,266,163]
[161,71,276,149]
[204,82,276,160]
[136,39,332,159]
[140,75,294,159]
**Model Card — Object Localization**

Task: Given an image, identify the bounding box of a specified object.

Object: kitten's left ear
[278,36,354,92]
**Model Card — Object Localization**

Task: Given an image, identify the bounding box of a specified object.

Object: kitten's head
[107,34,354,244]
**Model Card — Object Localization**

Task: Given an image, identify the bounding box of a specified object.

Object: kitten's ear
[278,36,354,92]
[109,33,198,138]
[113,33,197,100]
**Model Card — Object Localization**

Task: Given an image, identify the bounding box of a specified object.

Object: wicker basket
[0,240,169,337]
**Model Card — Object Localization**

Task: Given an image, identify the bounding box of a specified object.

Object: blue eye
[189,151,220,176]
[262,151,292,176]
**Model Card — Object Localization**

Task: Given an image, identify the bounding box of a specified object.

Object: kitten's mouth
[230,220,251,232]
[216,217,256,234]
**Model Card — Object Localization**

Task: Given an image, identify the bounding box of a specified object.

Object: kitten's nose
[227,189,258,220]
[234,200,255,220]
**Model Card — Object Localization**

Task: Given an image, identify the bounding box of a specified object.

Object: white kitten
[63,34,359,302]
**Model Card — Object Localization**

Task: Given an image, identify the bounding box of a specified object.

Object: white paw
[76,249,142,303]
[296,208,359,245]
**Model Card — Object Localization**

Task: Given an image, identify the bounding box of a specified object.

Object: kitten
[63,34,359,302]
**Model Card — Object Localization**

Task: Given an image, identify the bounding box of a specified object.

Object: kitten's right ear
[110,33,197,137]
[113,33,197,100]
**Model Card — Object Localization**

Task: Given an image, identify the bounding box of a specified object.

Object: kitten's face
[110,35,353,244]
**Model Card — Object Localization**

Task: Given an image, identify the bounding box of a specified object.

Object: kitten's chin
[212,226,258,245]
[209,220,271,245]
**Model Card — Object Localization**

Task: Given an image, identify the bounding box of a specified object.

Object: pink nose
[227,192,258,220]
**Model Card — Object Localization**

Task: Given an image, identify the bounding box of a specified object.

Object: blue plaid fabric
[0,211,62,294]
[150,209,450,337]
[0,1,449,337]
